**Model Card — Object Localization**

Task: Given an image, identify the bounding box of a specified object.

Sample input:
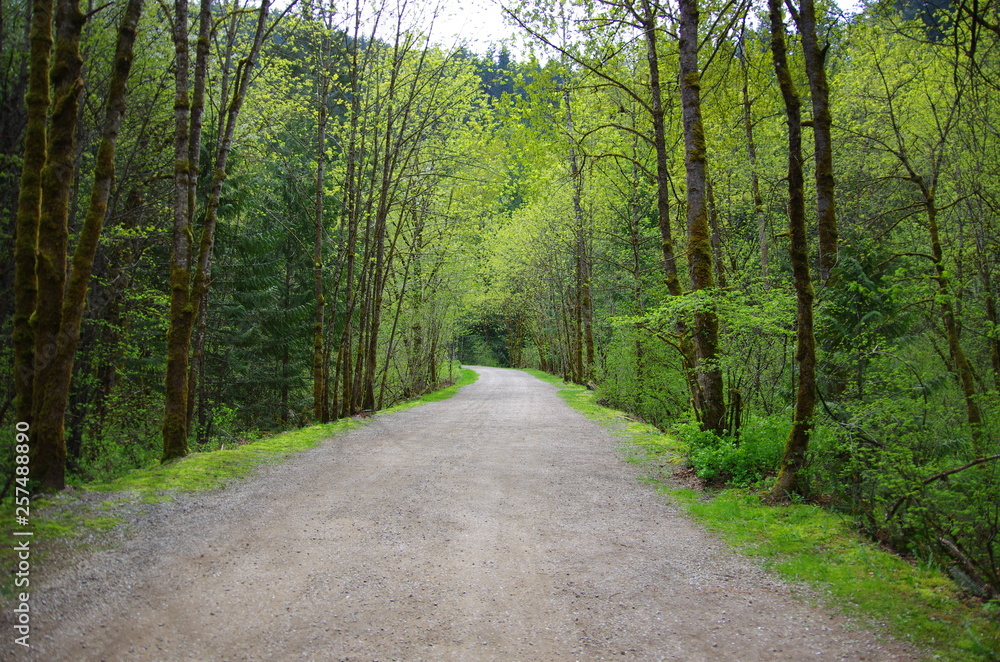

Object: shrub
[676,414,789,487]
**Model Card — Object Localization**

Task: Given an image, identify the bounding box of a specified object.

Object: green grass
[1,368,479,600]
[384,367,479,410]
[523,369,1000,662]
[88,419,363,496]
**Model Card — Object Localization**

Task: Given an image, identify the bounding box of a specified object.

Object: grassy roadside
[1,367,479,599]
[524,369,1000,662]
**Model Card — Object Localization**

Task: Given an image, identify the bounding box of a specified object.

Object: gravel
[2,366,922,661]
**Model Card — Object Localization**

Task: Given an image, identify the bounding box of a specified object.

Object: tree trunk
[767,0,817,501]
[12,0,53,425]
[164,0,271,460]
[187,0,212,229]
[338,11,361,417]
[640,0,682,299]
[638,0,702,415]
[313,70,328,422]
[181,0,214,432]
[162,0,194,461]
[563,85,587,384]
[30,0,86,491]
[789,0,838,283]
[739,38,768,286]
[678,0,726,435]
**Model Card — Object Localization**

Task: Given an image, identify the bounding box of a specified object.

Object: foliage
[675,415,791,487]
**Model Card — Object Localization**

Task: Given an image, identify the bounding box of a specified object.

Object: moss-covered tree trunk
[31,0,144,491]
[767,0,817,501]
[639,0,681,300]
[313,65,329,422]
[29,0,85,490]
[164,0,270,460]
[12,0,53,425]
[563,84,588,384]
[789,0,838,282]
[678,0,726,434]
[184,0,215,432]
[638,0,701,415]
[190,0,270,345]
[162,0,194,461]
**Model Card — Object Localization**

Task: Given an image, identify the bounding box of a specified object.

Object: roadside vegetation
[528,370,1000,662]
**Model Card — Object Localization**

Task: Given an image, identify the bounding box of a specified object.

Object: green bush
[676,414,789,487]
[805,406,1000,601]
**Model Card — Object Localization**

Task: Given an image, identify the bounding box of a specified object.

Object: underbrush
[674,415,791,487]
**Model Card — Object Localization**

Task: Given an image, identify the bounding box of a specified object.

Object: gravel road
[4,366,920,661]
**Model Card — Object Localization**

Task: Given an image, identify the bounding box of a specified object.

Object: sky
[369,0,864,58]
[418,0,517,54]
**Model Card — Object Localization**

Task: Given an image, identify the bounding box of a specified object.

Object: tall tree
[767,0,817,501]
[162,0,274,460]
[22,0,145,489]
[787,0,838,282]
[677,0,726,434]
[162,0,195,461]
[12,0,53,426]
[312,3,332,422]
[28,0,85,490]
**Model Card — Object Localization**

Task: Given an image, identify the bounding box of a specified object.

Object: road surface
[8,367,917,660]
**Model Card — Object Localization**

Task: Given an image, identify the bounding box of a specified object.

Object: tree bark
[164,0,271,460]
[767,0,817,501]
[788,0,838,282]
[12,0,53,425]
[183,0,215,431]
[162,0,194,461]
[30,0,86,490]
[313,63,329,422]
[637,0,702,416]
[563,84,588,384]
[678,0,726,434]
[639,0,682,299]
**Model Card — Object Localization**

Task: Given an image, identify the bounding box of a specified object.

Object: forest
[1,0,998,602]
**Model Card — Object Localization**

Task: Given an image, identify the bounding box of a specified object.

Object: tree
[788,0,838,283]
[16,0,146,490]
[766,0,817,501]
[678,0,726,433]
[11,0,53,427]
[162,0,275,461]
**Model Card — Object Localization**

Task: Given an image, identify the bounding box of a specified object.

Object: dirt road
[9,367,918,661]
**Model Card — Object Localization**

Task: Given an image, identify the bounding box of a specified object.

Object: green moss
[672,489,998,660]
[521,368,1000,662]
